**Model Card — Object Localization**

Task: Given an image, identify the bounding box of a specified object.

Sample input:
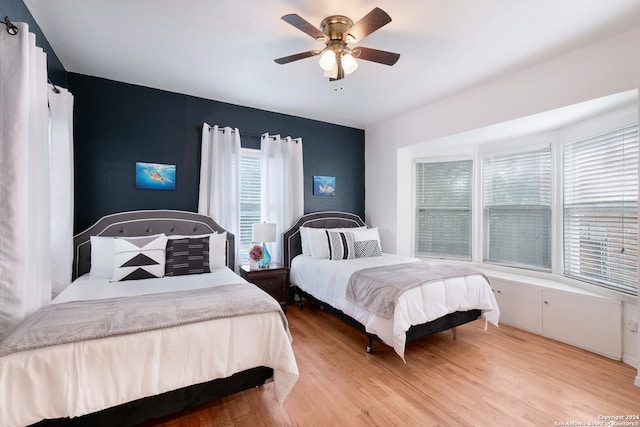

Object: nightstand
[239,262,288,312]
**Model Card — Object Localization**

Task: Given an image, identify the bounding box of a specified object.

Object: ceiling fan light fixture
[342,53,358,75]
[319,49,336,71]
[276,8,399,81]
[323,63,338,79]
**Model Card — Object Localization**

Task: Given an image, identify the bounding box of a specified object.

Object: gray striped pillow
[326,230,355,260]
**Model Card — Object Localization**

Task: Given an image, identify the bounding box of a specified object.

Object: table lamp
[252,222,276,269]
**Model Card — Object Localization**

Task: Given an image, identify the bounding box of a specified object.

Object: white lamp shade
[252,222,276,243]
[319,49,336,71]
[323,63,338,79]
[342,53,358,75]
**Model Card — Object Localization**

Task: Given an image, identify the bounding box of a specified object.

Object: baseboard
[623,353,638,369]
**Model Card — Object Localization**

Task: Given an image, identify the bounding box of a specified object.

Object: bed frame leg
[452,327,457,340]
[366,336,374,353]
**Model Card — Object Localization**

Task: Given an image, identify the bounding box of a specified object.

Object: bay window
[415,160,472,259]
[563,123,638,294]
[483,148,552,270]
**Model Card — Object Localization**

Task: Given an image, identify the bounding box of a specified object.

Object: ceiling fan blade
[347,7,392,42]
[353,46,400,66]
[282,14,326,41]
[274,50,319,65]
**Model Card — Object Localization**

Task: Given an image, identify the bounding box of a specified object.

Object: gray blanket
[345,261,489,319]
[0,283,286,357]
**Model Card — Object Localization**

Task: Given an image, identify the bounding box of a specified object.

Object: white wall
[365,27,640,380]
[365,26,640,254]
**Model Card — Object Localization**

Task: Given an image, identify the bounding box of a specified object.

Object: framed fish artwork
[313,175,335,196]
[135,162,176,190]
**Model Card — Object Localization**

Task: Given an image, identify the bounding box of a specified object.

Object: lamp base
[258,243,271,269]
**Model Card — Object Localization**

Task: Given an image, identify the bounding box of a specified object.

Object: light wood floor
[148,303,640,426]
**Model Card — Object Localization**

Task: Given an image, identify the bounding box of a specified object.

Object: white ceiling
[23,0,640,129]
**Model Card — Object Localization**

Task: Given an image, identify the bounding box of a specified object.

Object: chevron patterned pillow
[112,234,168,281]
[354,239,382,258]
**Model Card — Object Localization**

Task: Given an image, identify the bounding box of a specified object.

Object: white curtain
[48,85,75,296]
[0,23,51,340]
[198,124,241,269]
[260,134,304,264]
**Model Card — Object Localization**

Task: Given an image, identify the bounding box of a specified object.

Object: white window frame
[239,148,261,265]
[561,120,638,295]
[412,156,474,260]
[481,144,552,271]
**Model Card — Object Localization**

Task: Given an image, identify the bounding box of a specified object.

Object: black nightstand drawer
[239,263,288,312]
[253,278,284,299]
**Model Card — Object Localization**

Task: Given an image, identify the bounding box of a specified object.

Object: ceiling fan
[274,7,400,81]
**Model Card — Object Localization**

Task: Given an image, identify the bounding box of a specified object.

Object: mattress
[290,254,500,360]
[0,268,299,427]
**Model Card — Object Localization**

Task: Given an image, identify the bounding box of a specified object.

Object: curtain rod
[5,17,61,95]
[48,80,60,94]
[206,125,263,139]
[2,16,18,35]
[206,124,300,141]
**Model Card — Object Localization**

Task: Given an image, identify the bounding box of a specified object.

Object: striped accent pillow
[165,237,211,276]
[326,230,355,260]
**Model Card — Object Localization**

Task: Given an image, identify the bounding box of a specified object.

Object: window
[483,148,551,270]
[239,148,261,264]
[563,123,638,295]
[415,160,472,259]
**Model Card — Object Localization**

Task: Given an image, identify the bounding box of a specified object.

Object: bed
[0,210,298,427]
[283,211,499,361]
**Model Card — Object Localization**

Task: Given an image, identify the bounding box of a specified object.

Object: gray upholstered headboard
[282,211,366,269]
[73,210,234,280]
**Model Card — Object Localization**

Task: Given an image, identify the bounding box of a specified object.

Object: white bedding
[53,265,247,303]
[0,267,299,427]
[290,254,499,360]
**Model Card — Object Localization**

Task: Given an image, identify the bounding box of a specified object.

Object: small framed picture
[313,175,335,196]
[135,162,176,190]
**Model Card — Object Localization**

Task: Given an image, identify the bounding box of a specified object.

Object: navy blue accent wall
[1,0,66,86]
[69,73,365,232]
[4,0,364,233]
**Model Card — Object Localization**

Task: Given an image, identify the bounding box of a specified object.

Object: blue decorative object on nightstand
[259,242,271,269]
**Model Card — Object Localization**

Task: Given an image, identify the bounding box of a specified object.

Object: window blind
[563,123,638,295]
[483,148,551,269]
[239,148,262,264]
[415,160,472,259]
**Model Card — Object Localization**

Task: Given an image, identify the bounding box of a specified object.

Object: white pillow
[209,232,227,268]
[90,236,115,279]
[168,232,227,269]
[351,227,382,252]
[112,234,168,282]
[305,227,330,259]
[299,227,311,256]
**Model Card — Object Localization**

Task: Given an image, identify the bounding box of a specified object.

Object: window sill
[415,256,636,304]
